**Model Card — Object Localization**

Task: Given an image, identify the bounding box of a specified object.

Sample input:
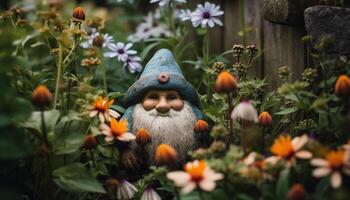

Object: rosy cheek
[142,99,157,111]
[170,99,184,111]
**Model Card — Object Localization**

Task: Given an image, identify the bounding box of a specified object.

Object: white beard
[132,101,197,164]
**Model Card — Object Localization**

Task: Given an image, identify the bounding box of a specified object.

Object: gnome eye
[148,94,158,100]
[167,94,178,100]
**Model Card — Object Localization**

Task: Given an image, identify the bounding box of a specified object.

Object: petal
[105,136,114,142]
[117,132,136,142]
[199,180,216,192]
[292,134,308,151]
[98,113,105,123]
[108,109,120,118]
[295,150,312,159]
[204,169,224,181]
[103,52,118,58]
[89,110,98,118]
[313,167,331,178]
[180,182,196,194]
[167,171,191,186]
[331,172,342,189]
[310,158,329,167]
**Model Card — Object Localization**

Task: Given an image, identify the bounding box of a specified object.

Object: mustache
[146,108,180,117]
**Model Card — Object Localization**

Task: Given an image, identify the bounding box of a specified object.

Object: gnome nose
[156,97,171,114]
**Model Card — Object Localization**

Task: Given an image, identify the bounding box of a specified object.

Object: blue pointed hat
[123,49,200,108]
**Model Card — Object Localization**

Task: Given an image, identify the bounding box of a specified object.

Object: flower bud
[258,111,273,126]
[31,85,53,107]
[105,178,120,195]
[81,135,98,150]
[72,7,85,21]
[36,144,49,158]
[136,128,151,145]
[334,75,350,97]
[194,120,209,133]
[155,144,178,166]
[287,184,306,200]
[215,71,237,93]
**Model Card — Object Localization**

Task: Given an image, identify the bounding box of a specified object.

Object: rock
[304,6,350,56]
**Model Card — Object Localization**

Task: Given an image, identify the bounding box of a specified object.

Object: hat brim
[123,73,200,108]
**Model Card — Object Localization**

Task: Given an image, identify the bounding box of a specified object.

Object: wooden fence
[189,0,308,90]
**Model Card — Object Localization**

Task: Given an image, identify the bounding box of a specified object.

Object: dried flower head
[194,120,209,133]
[72,7,85,21]
[278,66,290,81]
[210,125,228,139]
[287,184,306,200]
[258,111,273,126]
[211,61,225,74]
[246,44,257,57]
[302,68,318,83]
[81,135,98,150]
[81,57,101,68]
[36,144,49,158]
[136,128,151,145]
[232,44,244,57]
[31,85,53,107]
[215,71,237,93]
[334,75,350,97]
[155,144,178,166]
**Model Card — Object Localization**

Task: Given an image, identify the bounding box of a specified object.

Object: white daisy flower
[231,100,258,124]
[167,160,223,194]
[140,188,161,200]
[104,42,137,62]
[150,0,186,7]
[123,56,142,74]
[190,2,224,28]
[311,149,350,189]
[80,28,115,49]
[116,180,138,200]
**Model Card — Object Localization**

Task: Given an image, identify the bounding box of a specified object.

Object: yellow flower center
[185,160,207,182]
[325,150,345,170]
[110,118,128,137]
[270,135,294,158]
[93,96,114,112]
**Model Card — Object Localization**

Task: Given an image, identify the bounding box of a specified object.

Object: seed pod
[136,128,151,145]
[72,7,85,21]
[287,184,306,200]
[36,144,49,158]
[258,111,273,126]
[335,75,350,97]
[31,85,53,107]
[215,71,237,94]
[155,144,177,166]
[194,120,209,132]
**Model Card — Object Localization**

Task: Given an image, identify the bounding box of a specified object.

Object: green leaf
[53,163,106,193]
[140,42,160,60]
[275,169,289,200]
[0,128,35,159]
[275,107,298,115]
[21,109,60,134]
[53,131,85,155]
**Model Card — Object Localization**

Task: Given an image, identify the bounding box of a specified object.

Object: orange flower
[136,128,151,145]
[335,75,350,97]
[311,149,350,189]
[214,71,237,93]
[100,118,135,142]
[287,184,306,200]
[81,135,98,150]
[32,85,53,107]
[155,144,178,166]
[167,160,223,194]
[269,134,312,166]
[72,7,85,21]
[194,120,209,132]
[89,96,120,123]
[258,111,273,126]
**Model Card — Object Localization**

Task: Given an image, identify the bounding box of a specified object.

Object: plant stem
[262,126,266,153]
[53,42,63,109]
[174,186,181,200]
[101,64,107,92]
[227,93,234,143]
[239,0,247,47]
[89,149,96,167]
[198,189,205,200]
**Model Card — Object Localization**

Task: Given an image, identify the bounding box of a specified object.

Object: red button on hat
[158,73,169,83]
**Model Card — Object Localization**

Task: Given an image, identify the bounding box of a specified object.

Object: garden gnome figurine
[123,49,203,165]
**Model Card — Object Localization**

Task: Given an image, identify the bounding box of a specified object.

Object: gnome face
[122,49,203,165]
[142,90,184,114]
